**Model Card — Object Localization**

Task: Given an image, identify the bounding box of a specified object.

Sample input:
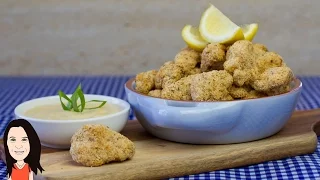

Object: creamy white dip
[24,102,121,120]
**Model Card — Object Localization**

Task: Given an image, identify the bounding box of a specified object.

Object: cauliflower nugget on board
[70,124,135,167]
[135,70,157,94]
[190,70,233,101]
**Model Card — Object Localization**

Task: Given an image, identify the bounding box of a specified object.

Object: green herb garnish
[58,83,107,112]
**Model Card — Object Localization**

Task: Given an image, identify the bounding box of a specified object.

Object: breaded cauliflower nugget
[229,85,266,99]
[254,43,268,53]
[255,52,284,73]
[161,75,196,101]
[155,61,185,89]
[148,89,162,98]
[175,47,201,75]
[245,90,267,99]
[175,47,201,64]
[201,43,227,72]
[232,68,252,87]
[224,40,291,92]
[252,66,293,96]
[187,68,201,75]
[135,70,157,94]
[224,40,257,86]
[228,85,251,99]
[70,124,135,167]
[190,70,233,101]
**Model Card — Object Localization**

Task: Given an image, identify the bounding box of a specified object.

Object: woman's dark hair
[3,119,44,177]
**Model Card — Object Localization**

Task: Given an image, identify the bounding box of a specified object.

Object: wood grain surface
[1,109,320,180]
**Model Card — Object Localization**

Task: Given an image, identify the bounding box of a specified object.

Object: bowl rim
[14,94,130,123]
[125,77,302,102]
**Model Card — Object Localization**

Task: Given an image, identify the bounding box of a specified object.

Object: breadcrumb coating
[155,61,185,89]
[175,47,201,64]
[190,70,233,101]
[187,68,202,76]
[70,124,135,167]
[254,43,268,52]
[201,43,227,72]
[224,40,292,95]
[228,85,251,99]
[255,52,284,73]
[233,69,252,87]
[161,75,196,101]
[224,40,257,86]
[252,66,293,95]
[134,39,295,101]
[244,90,267,99]
[229,85,266,99]
[148,89,162,98]
[175,47,201,75]
[135,70,157,94]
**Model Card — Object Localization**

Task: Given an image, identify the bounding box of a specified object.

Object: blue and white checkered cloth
[0,75,319,180]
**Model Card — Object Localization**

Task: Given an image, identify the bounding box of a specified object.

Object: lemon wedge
[240,23,258,41]
[182,25,208,51]
[199,4,244,44]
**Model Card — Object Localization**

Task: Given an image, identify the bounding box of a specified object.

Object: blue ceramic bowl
[124,78,302,144]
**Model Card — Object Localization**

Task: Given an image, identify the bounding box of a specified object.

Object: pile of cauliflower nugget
[135,40,294,101]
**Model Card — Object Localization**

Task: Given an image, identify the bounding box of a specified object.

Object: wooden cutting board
[1,109,320,180]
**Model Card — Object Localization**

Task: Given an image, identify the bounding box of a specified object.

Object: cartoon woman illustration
[3,119,44,180]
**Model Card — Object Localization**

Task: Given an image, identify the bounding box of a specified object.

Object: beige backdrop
[0,0,319,75]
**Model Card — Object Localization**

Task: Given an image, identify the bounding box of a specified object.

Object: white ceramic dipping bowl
[14,94,130,149]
